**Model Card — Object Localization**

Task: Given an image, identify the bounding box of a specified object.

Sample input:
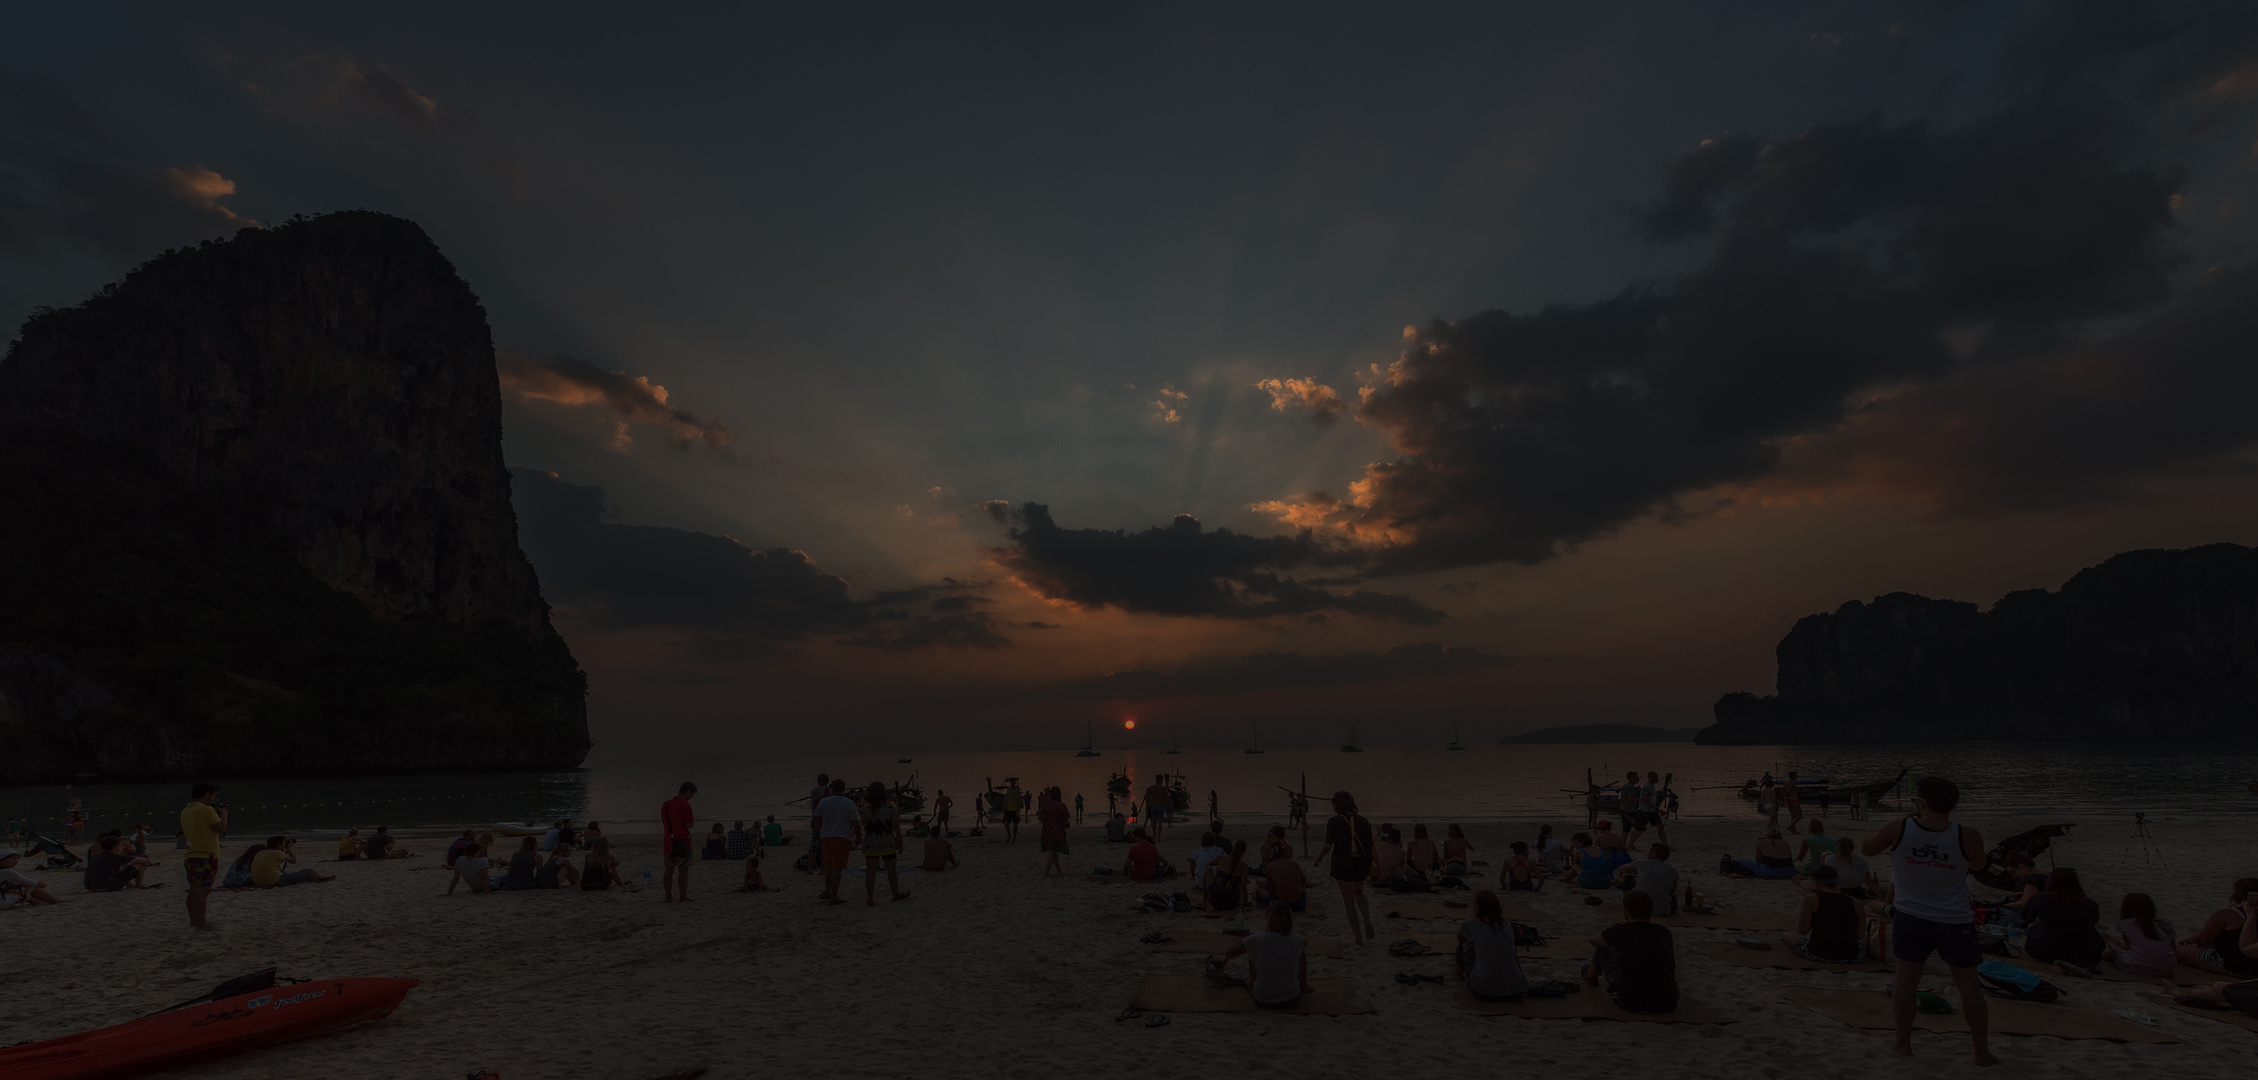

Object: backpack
[1976,960,2061,1003]
[1511,921,1545,948]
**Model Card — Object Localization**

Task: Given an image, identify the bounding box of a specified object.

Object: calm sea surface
[8,741,2256,840]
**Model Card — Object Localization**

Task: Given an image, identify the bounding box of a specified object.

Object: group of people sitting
[1715,818,1874,891]
[1993,858,2258,1009]
[1116,824,1311,914]
[334,826,415,860]
[700,817,790,861]
[443,822,621,894]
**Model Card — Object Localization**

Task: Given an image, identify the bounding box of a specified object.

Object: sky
[5,3,2258,755]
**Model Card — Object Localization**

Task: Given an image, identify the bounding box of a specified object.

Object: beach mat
[1657,909,1795,931]
[1148,932,1344,958]
[1130,975,1375,1015]
[1450,985,1735,1024]
[2145,992,2258,1034]
[1780,986,2177,1044]
[1380,899,1546,922]
[1691,939,1897,974]
[2083,961,2199,988]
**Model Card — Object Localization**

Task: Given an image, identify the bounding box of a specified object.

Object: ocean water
[8,741,2256,841]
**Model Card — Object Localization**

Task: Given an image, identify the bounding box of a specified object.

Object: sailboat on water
[1243,725,1264,754]
[1075,722,1100,757]
[1340,725,1363,753]
[1446,724,1466,751]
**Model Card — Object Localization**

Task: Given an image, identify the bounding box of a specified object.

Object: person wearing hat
[0,847,64,909]
[1792,864,1864,964]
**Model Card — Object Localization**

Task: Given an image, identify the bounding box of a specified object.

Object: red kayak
[0,976,417,1080]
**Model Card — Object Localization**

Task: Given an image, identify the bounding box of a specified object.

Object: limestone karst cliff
[0,211,588,781]
[1700,544,2258,744]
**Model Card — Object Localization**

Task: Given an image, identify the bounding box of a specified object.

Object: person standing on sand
[659,782,697,902]
[807,774,830,872]
[1312,790,1376,946]
[1001,787,1022,843]
[1144,778,1171,840]
[934,790,953,834]
[1860,776,1995,1067]
[1644,772,1671,845]
[815,779,857,904]
[180,782,227,930]
[1038,786,1071,876]
[860,781,910,905]
[1784,771,1805,832]
[1074,793,1084,826]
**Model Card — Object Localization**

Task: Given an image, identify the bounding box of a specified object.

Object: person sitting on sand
[336,828,363,860]
[580,837,618,891]
[254,837,331,888]
[1500,840,1541,892]
[1189,831,1227,890]
[1592,820,1631,871]
[536,840,580,889]
[1583,889,1678,1014]
[2175,894,2258,1012]
[1441,824,1472,875]
[2023,867,2104,971]
[445,830,475,867]
[1820,837,1872,897]
[1211,902,1310,1008]
[1457,890,1530,1001]
[701,823,727,861]
[1794,819,1835,876]
[2178,878,2258,977]
[1124,829,1175,881]
[1569,832,1610,889]
[363,826,412,860]
[447,841,494,895]
[500,837,542,891]
[1253,847,1307,911]
[1368,825,1407,884]
[1259,825,1293,866]
[1615,843,1679,916]
[1406,824,1439,875]
[2106,892,2177,979]
[762,815,785,850]
[81,835,153,892]
[2000,852,2047,912]
[222,840,267,889]
[1208,840,1250,912]
[923,831,958,871]
[1105,813,1128,843]
[726,821,751,860]
[0,846,63,908]
[1791,866,1863,963]
[1532,824,1563,881]
[1727,829,1796,879]
[582,821,605,851]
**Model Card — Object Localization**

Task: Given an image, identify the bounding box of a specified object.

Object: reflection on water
[6,741,2254,839]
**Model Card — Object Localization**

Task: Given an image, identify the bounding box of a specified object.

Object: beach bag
[1512,921,1545,948]
[1977,960,2061,1003]
[1718,855,1739,875]
[1388,872,1433,893]
[1387,939,1431,957]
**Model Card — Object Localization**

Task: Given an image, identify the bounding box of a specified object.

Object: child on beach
[743,855,764,891]
[1500,841,1540,892]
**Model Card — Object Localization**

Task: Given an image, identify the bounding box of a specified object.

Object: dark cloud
[513,469,1010,653]
[1055,642,1507,703]
[1259,9,2246,573]
[992,503,1444,623]
[498,351,731,453]
[0,79,254,257]
[330,58,439,129]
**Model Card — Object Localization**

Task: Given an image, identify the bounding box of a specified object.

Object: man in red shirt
[1122,829,1174,881]
[661,781,697,902]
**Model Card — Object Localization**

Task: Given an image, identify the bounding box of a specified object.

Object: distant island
[1700,543,2258,745]
[0,212,589,782]
[1499,724,1701,744]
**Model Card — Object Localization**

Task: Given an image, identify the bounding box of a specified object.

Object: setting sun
[1123,719,1135,729]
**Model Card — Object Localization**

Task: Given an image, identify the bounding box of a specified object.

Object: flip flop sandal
[1415,974,1445,984]
[1394,973,1420,985]
[1145,1014,1170,1027]
[1114,1007,1145,1022]
[2113,1008,2159,1027]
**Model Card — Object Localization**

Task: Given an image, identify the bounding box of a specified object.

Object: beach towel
[1449,984,1735,1024]
[1655,908,1795,931]
[2090,960,2197,987]
[1690,940,1900,975]
[1129,975,1375,1015]
[1977,960,2060,1003]
[1381,898,1546,923]
[1780,986,2177,1044]
[2147,992,2258,1034]
[1146,931,1344,959]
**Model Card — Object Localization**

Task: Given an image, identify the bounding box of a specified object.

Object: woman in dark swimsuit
[2178,878,2258,977]
[1311,791,1376,945]
[1208,839,1250,911]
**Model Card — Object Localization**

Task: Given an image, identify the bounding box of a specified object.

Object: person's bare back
[1258,856,1306,905]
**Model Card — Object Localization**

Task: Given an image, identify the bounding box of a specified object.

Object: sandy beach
[4,811,2251,1079]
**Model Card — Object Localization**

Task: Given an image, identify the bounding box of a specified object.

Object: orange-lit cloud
[498,351,731,453]
[1152,385,1188,425]
[1253,376,1343,426]
[159,166,256,227]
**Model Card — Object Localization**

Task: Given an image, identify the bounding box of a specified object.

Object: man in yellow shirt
[251,836,330,887]
[180,782,228,929]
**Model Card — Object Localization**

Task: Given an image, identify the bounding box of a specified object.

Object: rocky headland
[0,212,588,781]
[1700,543,2258,744]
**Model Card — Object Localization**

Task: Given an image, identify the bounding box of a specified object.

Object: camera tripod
[2128,811,2164,867]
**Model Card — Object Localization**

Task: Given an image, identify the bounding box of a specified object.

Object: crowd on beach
[8,765,2258,1066]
